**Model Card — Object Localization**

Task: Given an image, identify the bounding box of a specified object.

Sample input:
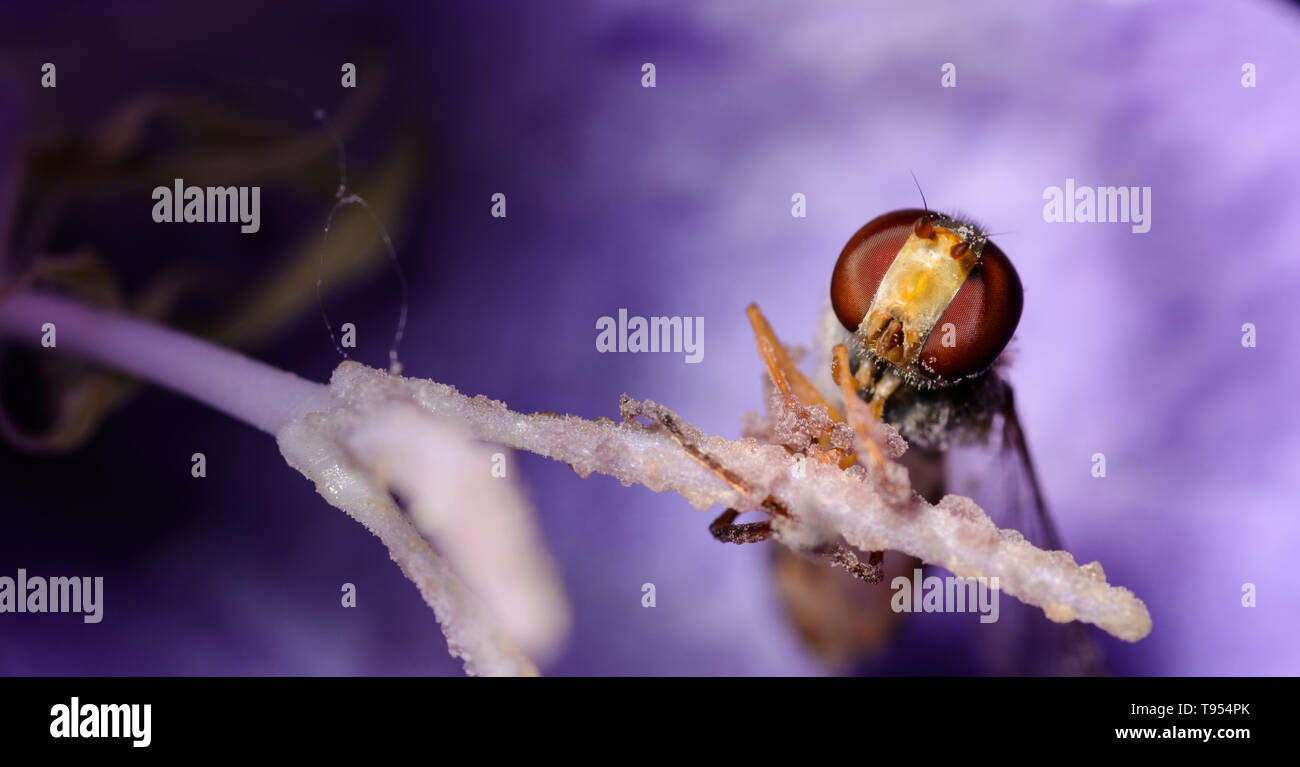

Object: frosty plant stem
[0,289,1152,676]
[0,289,557,676]
[0,291,331,434]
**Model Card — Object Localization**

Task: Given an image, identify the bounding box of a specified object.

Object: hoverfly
[701,197,1103,674]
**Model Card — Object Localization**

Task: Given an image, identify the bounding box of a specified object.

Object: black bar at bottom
[0,677,1283,754]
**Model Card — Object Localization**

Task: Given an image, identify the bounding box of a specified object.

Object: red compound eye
[830,209,1024,384]
[830,209,926,332]
[919,239,1022,383]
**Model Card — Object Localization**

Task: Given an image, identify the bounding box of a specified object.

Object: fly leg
[831,343,886,472]
[828,546,885,584]
[829,342,898,576]
[625,397,793,544]
[684,307,885,583]
[746,303,844,422]
[642,306,888,581]
[709,508,772,544]
[746,303,852,467]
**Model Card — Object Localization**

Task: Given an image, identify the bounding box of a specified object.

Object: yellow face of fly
[858,223,979,368]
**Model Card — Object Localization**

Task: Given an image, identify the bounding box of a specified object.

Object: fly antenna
[909,170,929,216]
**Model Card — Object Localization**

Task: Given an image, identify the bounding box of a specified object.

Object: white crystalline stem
[807,471,1151,642]
[322,362,1151,643]
[0,291,542,675]
[0,284,1150,667]
[339,403,570,660]
[276,411,540,677]
[326,362,762,511]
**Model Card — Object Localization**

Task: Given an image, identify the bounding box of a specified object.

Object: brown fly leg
[653,306,861,546]
[746,303,852,466]
[827,546,885,584]
[829,342,893,575]
[831,343,886,471]
[709,495,793,544]
[868,370,902,420]
[642,402,752,496]
[628,398,793,543]
[709,508,771,544]
[746,303,842,414]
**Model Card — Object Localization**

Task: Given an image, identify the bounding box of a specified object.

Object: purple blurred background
[1,0,1297,675]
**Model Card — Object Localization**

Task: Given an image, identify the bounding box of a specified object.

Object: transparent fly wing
[944,385,1058,550]
[943,383,1107,675]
